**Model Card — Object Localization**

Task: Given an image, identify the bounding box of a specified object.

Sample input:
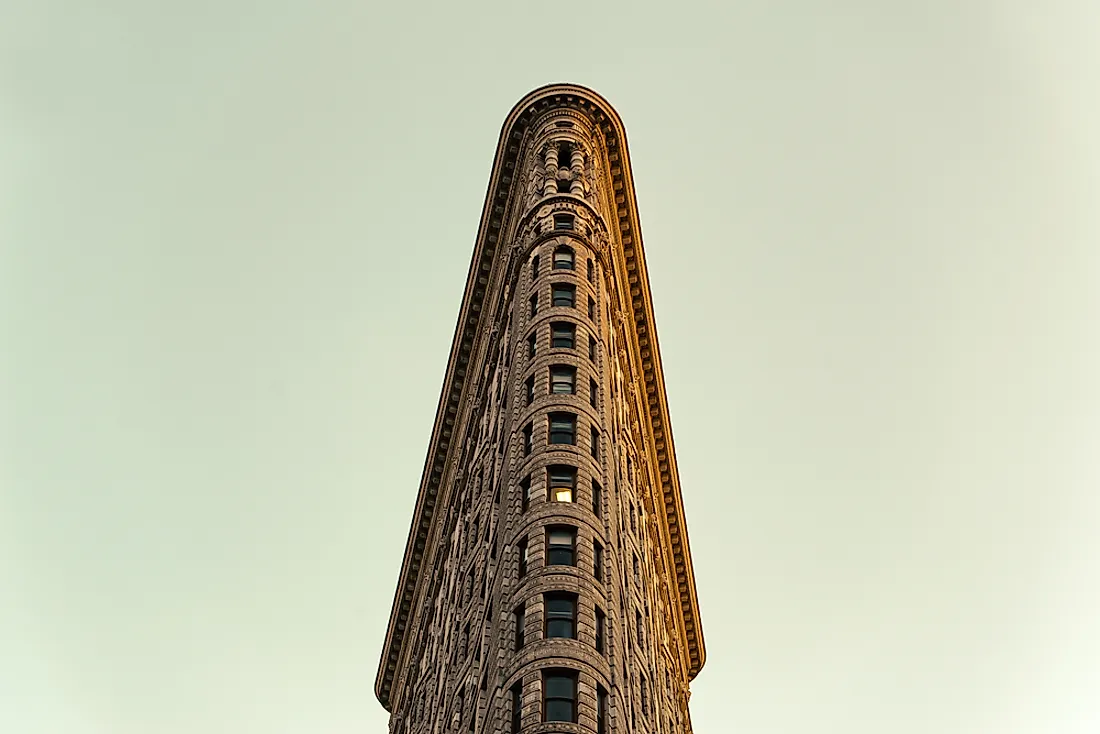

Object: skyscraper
[376,84,705,734]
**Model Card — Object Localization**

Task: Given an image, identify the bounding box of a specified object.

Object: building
[375,84,705,734]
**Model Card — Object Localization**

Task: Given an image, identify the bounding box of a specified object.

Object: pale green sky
[2,1,1099,733]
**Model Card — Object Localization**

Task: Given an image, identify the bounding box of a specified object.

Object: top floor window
[553,247,575,270]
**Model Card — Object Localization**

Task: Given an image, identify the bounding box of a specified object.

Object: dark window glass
[542,671,577,722]
[522,423,533,456]
[550,365,576,394]
[595,608,605,653]
[520,476,531,513]
[518,538,529,578]
[528,332,537,358]
[514,604,525,650]
[547,465,576,503]
[589,378,598,408]
[511,683,522,734]
[525,375,535,405]
[553,247,575,270]
[551,322,575,349]
[551,283,575,308]
[553,214,574,231]
[546,526,576,566]
[588,296,596,319]
[588,335,597,361]
[529,294,538,318]
[548,412,575,445]
[597,686,609,734]
[590,426,599,459]
[531,255,539,282]
[592,481,602,518]
[556,178,571,193]
[544,592,577,639]
[593,540,603,581]
[587,259,595,283]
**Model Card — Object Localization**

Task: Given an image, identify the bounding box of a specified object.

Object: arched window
[553,247,575,270]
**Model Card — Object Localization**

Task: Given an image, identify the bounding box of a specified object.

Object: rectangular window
[589,378,598,408]
[547,465,576,503]
[544,592,577,639]
[528,332,537,358]
[551,322,575,349]
[549,365,576,394]
[523,423,533,456]
[520,476,531,512]
[542,670,577,722]
[553,214,575,231]
[548,412,575,445]
[590,426,599,459]
[597,686,608,734]
[529,293,538,318]
[593,540,603,581]
[552,283,575,308]
[588,296,596,319]
[592,480,602,518]
[546,526,576,566]
[588,335,597,361]
[525,375,535,406]
[511,683,522,734]
[595,607,605,653]
[531,255,540,282]
[514,604,525,650]
[516,537,529,577]
[553,247,575,270]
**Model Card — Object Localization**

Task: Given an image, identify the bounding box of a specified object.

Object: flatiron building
[376,84,706,734]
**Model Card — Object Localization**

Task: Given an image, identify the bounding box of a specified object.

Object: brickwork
[377,85,704,734]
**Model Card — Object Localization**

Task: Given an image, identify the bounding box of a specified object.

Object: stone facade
[376,85,705,734]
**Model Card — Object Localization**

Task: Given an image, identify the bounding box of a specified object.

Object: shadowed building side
[376,84,706,734]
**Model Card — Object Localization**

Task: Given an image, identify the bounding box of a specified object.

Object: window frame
[542,670,578,723]
[547,412,576,445]
[549,365,576,395]
[546,465,576,503]
[546,526,577,567]
[551,322,576,350]
[551,283,576,308]
[544,591,578,640]
[553,246,575,271]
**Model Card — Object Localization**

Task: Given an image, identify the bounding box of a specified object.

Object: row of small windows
[521,412,601,459]
[512,592,606,651]
[526,322,598,362]
[529,285,597,319]
[524,366,599,408]
[515,526,603,581]
[509,674,609,730]
[531,246,597,283]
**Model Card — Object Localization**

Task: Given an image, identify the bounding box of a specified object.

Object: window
[553,247,575,270]
[597,686,609,734]
[548,412,575,445]
[514,604,525,650]
[531,255,539,282]
[595,608,605,653]
[551,322,575,349]
[528,332,537,358]
[529,293,538,318]
[547,465,576,503]
[522,423,533,456]
[544,592,577,639]
[551,283,575,308]
[546,526,576,566]
[553,214,575,231]
[593,540,603,581]
[588,335,597,361]
[589,378,598,408]
[550,365,576,394]
[520,475,532,512]
[559,142,573,166]
[511,683,522,734]
[592,480,602,518]
[588,296,596,319]
[517,538,529,578]
[542,670,577,723]
[556,178,571,194]
[525,375,535,405]
[587,259,595,283]
[590,426,599,459]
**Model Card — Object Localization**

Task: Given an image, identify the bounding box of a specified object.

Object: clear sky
[2,1,1098,733]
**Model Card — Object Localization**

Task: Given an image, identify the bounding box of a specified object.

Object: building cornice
[374,83,705,710]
